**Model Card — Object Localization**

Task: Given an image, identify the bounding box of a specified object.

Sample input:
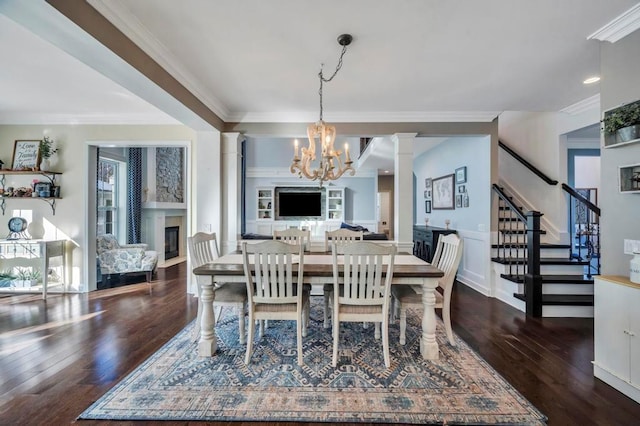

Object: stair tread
[500,273,595,284]
[499,229,547,234]
[513,293,594,306]
[492,243,571,249]
[492,257,590,265]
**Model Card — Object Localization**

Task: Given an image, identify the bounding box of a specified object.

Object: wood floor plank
[1,263,639,425]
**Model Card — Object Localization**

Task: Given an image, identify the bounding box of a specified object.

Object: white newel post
[221,133,243,255]
[392,133,416,255]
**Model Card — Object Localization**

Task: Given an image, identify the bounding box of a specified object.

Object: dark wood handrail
[492,184,527,223]
[499,140,558,186]
[561,183,601,216]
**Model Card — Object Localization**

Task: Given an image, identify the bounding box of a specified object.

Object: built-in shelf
[0,170,63,215]
[619,163,640,193]
[602,99,640,149]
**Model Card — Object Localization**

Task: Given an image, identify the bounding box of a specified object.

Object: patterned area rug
[80,298,546,424]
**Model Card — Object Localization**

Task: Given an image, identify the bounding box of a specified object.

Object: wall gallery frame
[12,140,41,170]
[424,189,431,199]
[432,174,455,210]
[455,166,467,184]
[425,178,432,188]
[425,200,432,213]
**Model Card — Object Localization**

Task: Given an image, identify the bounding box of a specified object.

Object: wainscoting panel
[455,229,492,296]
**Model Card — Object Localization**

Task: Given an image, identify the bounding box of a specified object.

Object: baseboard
[593,363,640,404]
[158,256,186,268]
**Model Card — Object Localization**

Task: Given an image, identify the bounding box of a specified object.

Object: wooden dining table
[192,251,445,360]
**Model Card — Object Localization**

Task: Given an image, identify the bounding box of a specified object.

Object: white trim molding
[560,94,600,116]
[587,3,640,43]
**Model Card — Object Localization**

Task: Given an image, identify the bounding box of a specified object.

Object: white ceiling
[0,0,637,171]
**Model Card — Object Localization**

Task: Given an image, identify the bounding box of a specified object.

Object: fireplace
[165,226,179,260]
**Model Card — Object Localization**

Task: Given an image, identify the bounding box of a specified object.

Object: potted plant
[13,268,41,288]
[0,270,16,288]
[602,100,640,144]
[39,136,59,171]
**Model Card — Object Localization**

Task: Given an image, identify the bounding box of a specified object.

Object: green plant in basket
[603,101,640,134]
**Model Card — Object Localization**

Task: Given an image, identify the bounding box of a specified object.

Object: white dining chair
[242,240,309,366]
[331,241,396,368]
[273,228,310,251]
[187,232,247,344]
[323,228,363,328]
[391,233,463,346]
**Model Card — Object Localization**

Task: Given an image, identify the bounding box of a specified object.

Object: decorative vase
[39,158,50,172]
[631,252,640,284]
[617,125,640,143]
[27,220,45,240]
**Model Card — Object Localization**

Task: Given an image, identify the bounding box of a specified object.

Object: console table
[0,239,67,299]
[413,225,456,262]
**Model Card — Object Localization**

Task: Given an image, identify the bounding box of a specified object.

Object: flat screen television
[277,191,323,218]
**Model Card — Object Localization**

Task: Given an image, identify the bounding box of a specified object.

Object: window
[97,158,119,235]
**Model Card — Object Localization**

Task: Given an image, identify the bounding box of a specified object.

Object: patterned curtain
[127,148,143,244]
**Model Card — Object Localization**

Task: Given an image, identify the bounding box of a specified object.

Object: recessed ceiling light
[583,76,600,84]
[384,170,390,174]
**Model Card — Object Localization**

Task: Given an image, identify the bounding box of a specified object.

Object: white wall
[413,136,493,295]
[599,29,640,275]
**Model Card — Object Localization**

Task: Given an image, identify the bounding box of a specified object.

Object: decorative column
[392,133,417,254]
[221,132,244,255]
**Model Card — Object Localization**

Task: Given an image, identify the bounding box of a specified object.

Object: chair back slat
[273,228,310,250]
[187,232,219,268]
[432,234,464,295]
[334,241,395,306]
[325,228,363,252]
[243,241,303,305]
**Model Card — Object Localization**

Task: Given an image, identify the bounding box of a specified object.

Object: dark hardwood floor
[1,262,639,425]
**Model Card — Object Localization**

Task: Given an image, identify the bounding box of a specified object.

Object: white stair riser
[512,283,593,295]
[496,263,587,275]
[542,306,593,318]
[492,248,571,259]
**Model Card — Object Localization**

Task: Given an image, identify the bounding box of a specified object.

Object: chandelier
[291,34,355,187]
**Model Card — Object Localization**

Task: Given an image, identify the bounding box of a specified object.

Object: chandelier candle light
[291,34,355,187]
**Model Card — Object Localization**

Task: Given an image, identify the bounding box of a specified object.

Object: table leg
[420,277,439,360]
[198,281,217,356]
[41,243,48,300]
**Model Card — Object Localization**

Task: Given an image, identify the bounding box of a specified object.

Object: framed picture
[425,200,432,213]
[455,166,467,184]
[34,181,52,196]
[432,174,455,210]
[424,189,431,199]
[12,140,41,170]
[458,185,465,193]
[425,178,432,188]
[456,194,463,208]
[463,194,469,208]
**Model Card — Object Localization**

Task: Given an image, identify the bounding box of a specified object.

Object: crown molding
[246,167,376,179]
[588,3,640,43]
[560,94,600,115]
[227,110,500,123]
[0,112,181,125]
[88,0,229,120]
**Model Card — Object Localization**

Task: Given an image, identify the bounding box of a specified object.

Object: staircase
[493,141,601,318]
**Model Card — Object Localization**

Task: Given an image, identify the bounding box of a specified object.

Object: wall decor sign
[424,189,431,199]
[12,140,41,170]
[455,166,467,184]
[458,185,466,193]
[425,178,432,188]
[425,200,432,213]
[432,174,455,210]
[456,194,463,208]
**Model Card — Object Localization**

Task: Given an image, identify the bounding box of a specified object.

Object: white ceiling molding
[0,112,181,126]
[228,110,500,123]
[587,3,640,43]
[560,94,601,115]
[88,0,230,120]
[246,167,376,179]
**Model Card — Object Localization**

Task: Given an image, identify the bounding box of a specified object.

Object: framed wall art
[455,166,467,184]
[456,194,463,208]
[425,200,432,213]
[424,189,431,199]
[11,140,41,170]
[425,178,432,188]
[432,173,455,210]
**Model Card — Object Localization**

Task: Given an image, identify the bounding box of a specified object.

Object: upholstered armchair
[97,234,158,282]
